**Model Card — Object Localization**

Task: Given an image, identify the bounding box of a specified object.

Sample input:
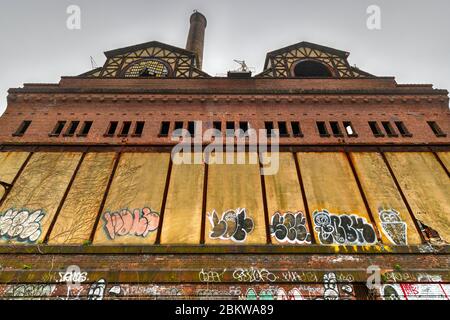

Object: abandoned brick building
[0,11,448,300]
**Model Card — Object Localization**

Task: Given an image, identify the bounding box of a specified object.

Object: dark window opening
[239,121,249,132]
[293,60,333,78]
[13,120,31,136]
[226,121,235,136]
[427,121,446,137]
[278,122,289,136]
[119,121,132,136]
[133,121,145,136]
[213,121,222,131]
[187,121,196,136]
[291,121,303,137]
[330,121,343,137]
[382,121,397,137]
[78,121,92,136]
[369,121,384,137]
[105,121,118,137]
[64,121,80,136]
[159,121,170,136]
[50,121,66,136]
[317,121,329,137]
[343,121,357,137]
[265,121,274,137]
[395,121,412,137]
[174,121,184,130]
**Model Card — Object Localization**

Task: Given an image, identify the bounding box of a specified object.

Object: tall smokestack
[186,10,207,70]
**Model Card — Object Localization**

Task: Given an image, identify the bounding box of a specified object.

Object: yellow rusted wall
[48,153,117,244]
[0,152,81,244]
[437,152,450,172]
[262,152,311,244]
[297,152,378,245]
[0,152,30,199]
[205,152,266,244]
[161,154,204,244]
[385,152,450,243]
[350,152,422,245]
[93,153,170,245]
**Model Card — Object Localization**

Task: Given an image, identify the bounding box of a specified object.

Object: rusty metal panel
[385,152,450,243]
[0,152,29,184]
[0,152,82,244]
[205,152,266,245]
[47,153,116,244]
[93,153,170,245]
[262,152,311,245]
[161,154,204,244]
[437,152,450,172]
[350,152,422,245]
[297,152,377,245]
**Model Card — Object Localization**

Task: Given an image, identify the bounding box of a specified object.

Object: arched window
[123,59,170,78]
[293,60,333,78]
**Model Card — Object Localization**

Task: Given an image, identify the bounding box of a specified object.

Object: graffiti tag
[313,210,377,245]
[103,207,159,240]
[0,209,45,242]
[379,209,407,245]
[270,211,311,244]
[208,208,254,242]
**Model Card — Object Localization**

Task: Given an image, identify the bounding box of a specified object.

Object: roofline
[104,40,197,58]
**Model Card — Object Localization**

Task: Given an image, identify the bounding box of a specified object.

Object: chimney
[186,10,207,70]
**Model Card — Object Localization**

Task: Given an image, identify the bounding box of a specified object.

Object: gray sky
[1,0,449,114]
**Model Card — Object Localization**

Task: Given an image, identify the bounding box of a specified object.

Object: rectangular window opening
[330,121,343,137]
[265,121,274,137]
[212,121,222,135]
[382,121,397,137]
[105,121,118,137]
[291,121,303,137]
[118,121,132,136]
[13,120,31,136]
[159,121,170,136]
[226,121,235,137]
[369,121,384,137]
[317,121,329,137]
[427,121,446,137]
[133,121,145,136]
[50,121,66,136]
[64,121,80,136]
[395,121,412,137]
[343,121,357,137]
[278,121,289,137]
[78,121,92,136]
[187,121,196,136]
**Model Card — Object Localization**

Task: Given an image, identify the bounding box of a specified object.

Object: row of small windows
[12,120,447,138]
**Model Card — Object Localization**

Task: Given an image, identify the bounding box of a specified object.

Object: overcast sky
[0,0,449,114]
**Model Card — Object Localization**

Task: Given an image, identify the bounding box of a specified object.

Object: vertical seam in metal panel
[293,152,316,244]
[89,152,122,243]
[0,152,34,207]
[258,152,272,244]
[200,162,208,244]
[346,151,382,242]
[155,156,173,244]
[379,150,427,244]
[431,150,450,178]
[44,151,86,243]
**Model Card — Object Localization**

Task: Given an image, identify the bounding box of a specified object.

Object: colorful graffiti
[379,209,407,245]
[313,210,377,245]
[0,208,45,242]
[208,208,254,242]
[270,211,311,244]
[381,284,449,300]
[3,284,55,299]
[103,207,159,240]
[88,279,107,300]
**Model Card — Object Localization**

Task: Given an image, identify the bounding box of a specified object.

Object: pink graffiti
[103,207,159,240]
